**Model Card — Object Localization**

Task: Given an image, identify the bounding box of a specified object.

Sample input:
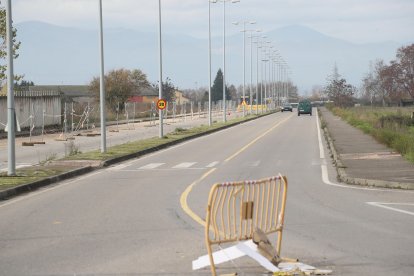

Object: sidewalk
[319,107,414,189]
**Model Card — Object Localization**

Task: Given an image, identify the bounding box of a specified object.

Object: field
[328,106,414,163]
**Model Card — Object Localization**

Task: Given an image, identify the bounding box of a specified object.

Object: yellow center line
[180,114,293,226]
[224,115,292,163]
[180,168,216,227]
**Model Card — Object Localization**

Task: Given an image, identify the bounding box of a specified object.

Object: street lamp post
[250,32,262,115]
[262,41,272,112]
[254,36,260,115]
[98,0,106,153]
[208,0,212,126]
[6,0,15,175]
[158,0,164,137]
[212,0,239,122]
[258,38,265,114]
[248,29,260,114]
[232,20,255,116]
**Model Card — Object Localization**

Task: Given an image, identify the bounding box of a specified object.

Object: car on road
[281,103,293,112]
[298,100,312,116]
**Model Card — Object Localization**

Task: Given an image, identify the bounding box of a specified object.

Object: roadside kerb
[319,108,414,190]
[0,112,276,200]
[0,166,94,200]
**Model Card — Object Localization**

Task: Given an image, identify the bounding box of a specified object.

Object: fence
[0,91,61,133]
[204,174,288,276]
[0,96,241,137]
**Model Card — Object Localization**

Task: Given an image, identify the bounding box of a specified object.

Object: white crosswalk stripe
[138,163,165,170]
[172,162,197,169]
[119,160,254,171]
[206,161,219,168]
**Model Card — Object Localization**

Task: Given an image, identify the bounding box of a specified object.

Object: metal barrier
[205,174,288,275]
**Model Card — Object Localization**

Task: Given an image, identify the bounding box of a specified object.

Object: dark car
[281,103,293,112]
[297,100,312,116]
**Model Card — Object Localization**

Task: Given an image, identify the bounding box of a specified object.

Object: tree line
[361,44,414,106]
[322,43,414,107]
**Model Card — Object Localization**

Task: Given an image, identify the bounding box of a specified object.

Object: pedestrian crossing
[138,163,165,170]
[171,162,197,169]
[109,160,263,171]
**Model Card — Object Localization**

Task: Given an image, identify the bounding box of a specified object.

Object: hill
[14,21,403,93]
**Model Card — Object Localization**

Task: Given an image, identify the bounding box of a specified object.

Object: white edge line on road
[0,171,103,209]
[366,202,414,216]
[316,108,325,159]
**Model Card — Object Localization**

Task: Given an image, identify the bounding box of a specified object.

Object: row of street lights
[208,0,288,117]
[232,20,257,116]
[230,26,291,116]
[209,0,240,124]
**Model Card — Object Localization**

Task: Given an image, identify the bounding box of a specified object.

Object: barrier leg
[206,242,217,276]
[276,176,288,256]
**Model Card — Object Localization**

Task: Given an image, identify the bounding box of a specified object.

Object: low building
[175,90,190,105]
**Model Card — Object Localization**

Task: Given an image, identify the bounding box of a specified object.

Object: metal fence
[205,174,288,276]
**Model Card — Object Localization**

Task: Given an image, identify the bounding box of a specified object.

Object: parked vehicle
[298,100,312,116]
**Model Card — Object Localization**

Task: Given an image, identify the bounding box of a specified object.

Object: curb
[1,112,275,201]
[319,109,414,190]
[0,166,94,200]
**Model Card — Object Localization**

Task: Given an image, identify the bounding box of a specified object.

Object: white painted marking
[206,161,219,168]
[172,162,197,169]
[138,163,165,170]
[251,160,261,167]
[108,163,129,171]
[367,202,414,216]
[192,240,279,272]
[316,109,325,159]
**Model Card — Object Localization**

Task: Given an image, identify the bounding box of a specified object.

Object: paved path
[319,107,414,189]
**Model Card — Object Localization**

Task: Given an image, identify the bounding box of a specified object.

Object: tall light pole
[252,35,262,115]
[262,41,272,112]
[6,0,15,175]
[158,0,164,137]
[232,20,255,117]
[212,0,239,122]
[98,0,106,153]
[258,37,265,114]
[248,30,261,114]
[208,0,212,126]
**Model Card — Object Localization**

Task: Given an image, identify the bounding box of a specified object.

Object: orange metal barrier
[205,174,288,275]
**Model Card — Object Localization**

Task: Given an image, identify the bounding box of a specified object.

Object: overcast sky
[10,0,414,44]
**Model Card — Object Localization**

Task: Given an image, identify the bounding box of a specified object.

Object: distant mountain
[14,21,403,93]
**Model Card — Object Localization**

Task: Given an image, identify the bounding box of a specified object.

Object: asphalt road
[0,110,413,275]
